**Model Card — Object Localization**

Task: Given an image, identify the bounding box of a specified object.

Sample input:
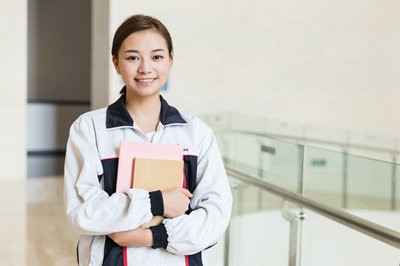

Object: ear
[112,55,121,74]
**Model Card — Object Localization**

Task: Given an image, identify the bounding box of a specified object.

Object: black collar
[106,92,187,129]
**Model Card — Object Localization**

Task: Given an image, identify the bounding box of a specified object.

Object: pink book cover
[116,141,184,193]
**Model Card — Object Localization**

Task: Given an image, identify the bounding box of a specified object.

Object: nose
[138,58,152,74]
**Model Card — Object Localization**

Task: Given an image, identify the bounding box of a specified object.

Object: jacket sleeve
[150,123,233,255]
[64,115,164,235]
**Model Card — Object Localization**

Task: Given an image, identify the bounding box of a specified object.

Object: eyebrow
[124,49,166,53]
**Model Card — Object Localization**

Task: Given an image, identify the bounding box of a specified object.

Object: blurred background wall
[1,0,399,190]
[99,0,400,139]
[1,0,398,183]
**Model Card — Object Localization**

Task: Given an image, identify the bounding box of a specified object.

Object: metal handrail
[226,166,400,249]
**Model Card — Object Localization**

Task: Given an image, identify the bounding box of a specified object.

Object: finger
[182,189,193,198]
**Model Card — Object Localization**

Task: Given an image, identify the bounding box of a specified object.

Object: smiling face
[112,29,173,98]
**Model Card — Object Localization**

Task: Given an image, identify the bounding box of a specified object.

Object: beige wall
[0,1,27,265]
[92,0,400,138]
[0,0,27,181]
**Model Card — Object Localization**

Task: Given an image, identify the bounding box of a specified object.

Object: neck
[124,91,162,132]
[125,92,161,115]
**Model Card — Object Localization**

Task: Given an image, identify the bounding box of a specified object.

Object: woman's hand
[162,187,193,218]
[108,227,154,247]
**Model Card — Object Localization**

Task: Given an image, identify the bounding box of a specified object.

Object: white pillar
[91,0,112,109]
[0,0,27,264]
[0,0,27,181]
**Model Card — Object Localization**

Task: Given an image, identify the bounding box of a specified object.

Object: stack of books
[116,141,184,228]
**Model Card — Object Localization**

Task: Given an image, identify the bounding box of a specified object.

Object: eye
[153,55,164,60]
[127,56,139,61]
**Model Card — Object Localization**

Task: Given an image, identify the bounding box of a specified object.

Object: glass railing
[228,178,291,265]
[220,167,400,266]
[202,112,400,162]
[214,128,400,219]
[204,125,400,266]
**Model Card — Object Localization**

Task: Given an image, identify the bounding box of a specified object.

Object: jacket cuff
[150,223,168,249]
[149,190,164,216]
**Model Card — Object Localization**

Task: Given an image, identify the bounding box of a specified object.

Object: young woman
[64,14,232,266]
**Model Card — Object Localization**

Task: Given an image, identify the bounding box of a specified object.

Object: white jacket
[64,93,232,266]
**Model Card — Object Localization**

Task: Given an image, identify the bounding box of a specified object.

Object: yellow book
[132,157,184,228]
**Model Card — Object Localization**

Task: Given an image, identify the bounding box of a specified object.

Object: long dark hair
[111,14,173,94]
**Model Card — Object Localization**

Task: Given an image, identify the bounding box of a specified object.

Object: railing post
[224,180,239,266]
[223,223,231,266]
[258,140,264,210]
[258,142,277,210]
[391,155,396,211]
[258,140,264,179]
[281,200,305,266]
[342,148,348,208]
[297,144,304,195]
